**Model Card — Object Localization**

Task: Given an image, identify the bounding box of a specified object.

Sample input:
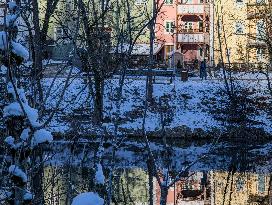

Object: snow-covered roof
[112,43,163,56]
[168,50,182,56]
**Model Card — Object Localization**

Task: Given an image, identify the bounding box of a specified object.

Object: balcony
[177,28,209,33]
[177,33,209,44]
[247,39,267,47]
[247,33,267,47]
[177,4,210,15]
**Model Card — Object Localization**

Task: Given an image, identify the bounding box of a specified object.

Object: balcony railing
[177,28,209,33]
[177,33,209,44]
[177,4,210,15]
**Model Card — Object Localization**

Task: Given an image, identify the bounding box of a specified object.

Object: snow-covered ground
[41,68,271,135]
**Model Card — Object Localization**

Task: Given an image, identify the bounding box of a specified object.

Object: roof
[112,43,163,56]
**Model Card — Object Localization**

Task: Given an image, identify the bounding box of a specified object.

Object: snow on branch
[8,165,27,183]
[95,163,105,185]
[31,129,53,147]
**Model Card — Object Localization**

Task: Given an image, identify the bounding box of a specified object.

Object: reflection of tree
[236,42,246,62]
[112,168,149,205]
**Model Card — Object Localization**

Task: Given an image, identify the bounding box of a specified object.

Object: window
[184,22,193,31]
[55,27,63,40]
[165,21,175,33]
[258,175,265,193]
[256,20,265,40]
[199,47,203,57]
[66,0,72,11]
[226,48,231,58]
[135,0,147,5]
[236,177,244,192]
[235,22,244,34]
[236,0,244,4]
[54,27,69,41]
[256,0,265,4]
[199,21,203,32]
[164,0,173,4]
[256,48,265,61]
[181,0,192,3]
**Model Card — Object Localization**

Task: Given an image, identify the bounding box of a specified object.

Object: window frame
[165,20,175,33]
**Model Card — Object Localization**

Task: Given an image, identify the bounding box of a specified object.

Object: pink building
[155,0,177,63]
[155,0,212,66]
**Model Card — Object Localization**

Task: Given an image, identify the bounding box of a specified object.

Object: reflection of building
[112,168,149,205]
[210,171,271,205]
[154,172,210,205]
[153,170,271,205]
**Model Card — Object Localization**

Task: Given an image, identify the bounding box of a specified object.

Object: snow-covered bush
[0,1,53,204]
[72,192,104,205]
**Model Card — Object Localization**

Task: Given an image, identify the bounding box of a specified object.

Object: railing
[177,28,209,33]
[247,33,267,47]
[177,33,209,44]
[177,4,210,15]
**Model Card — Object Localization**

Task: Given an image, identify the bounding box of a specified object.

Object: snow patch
[3,102,24,117]
[5,14,17,27]
[95,164,105,185]
[3,102,40,127]
[0,190,12,201]
[11,41,29,60]
[31,129,53,147]
[23,192,33,201]
[72,192,104,205]
[20,128,30,141]
[4,136,15,148]
[8,165,27,182]
[8,1,17,10]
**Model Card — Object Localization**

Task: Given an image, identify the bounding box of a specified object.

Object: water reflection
[43,166,271,205]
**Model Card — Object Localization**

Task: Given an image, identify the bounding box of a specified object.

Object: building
[213,0,249,66]
[176,0,211,64]
[246,0,271,66]
[155,0,177,63]
[155,0,213,66]
[213,0,271,69]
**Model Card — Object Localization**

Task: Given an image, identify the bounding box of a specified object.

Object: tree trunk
[147,159,154,205]
[32,0,44,107]
[160,185,168,205]
[93,74,104,124]
[31,147,45,205]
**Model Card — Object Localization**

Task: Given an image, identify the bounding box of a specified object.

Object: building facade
[246,0,271,66]
[155,0,213,65]
[213,0,271,68]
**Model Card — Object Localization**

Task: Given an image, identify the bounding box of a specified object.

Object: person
[177,59,182,71]
[200,59,207,80]
[193,58,199,72]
